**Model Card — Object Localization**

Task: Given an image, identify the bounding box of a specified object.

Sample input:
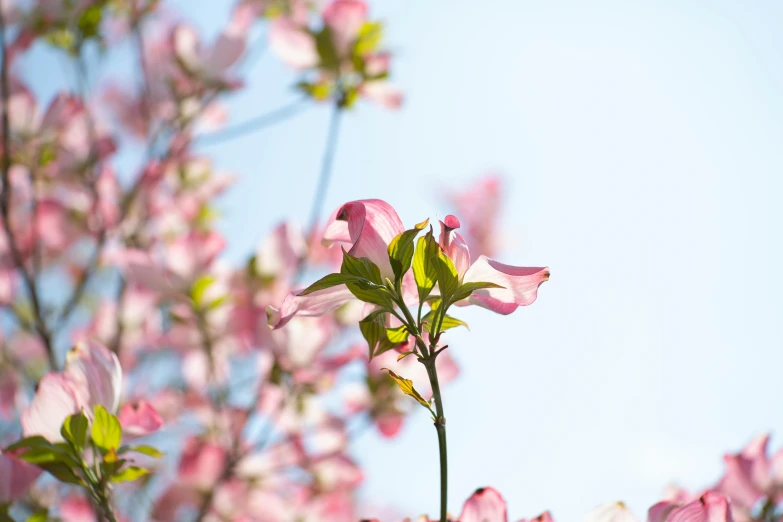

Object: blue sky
[22,0,783,520]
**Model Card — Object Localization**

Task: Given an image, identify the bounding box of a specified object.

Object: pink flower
[21,373,87,442]
[268,200,548,328]
[459,487,508,522]
[440,215,550,315]
[65,339,123,414]
[0,450,41,503]
[715,433,783,511]
[172,3,254,86]
[118,400,164,436]
[648,492,734,522]
[322,0,367,56]
[21,340,122,442]
[269,18,319,69]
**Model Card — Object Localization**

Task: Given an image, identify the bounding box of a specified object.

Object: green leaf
[341,250,383,284]
[382,369,434,414]
[385,325,409,344]
[128,445,164,458]
[77,5,103,39]
[396,350,416,362]
[434,251,459,302]
[191,275,216,307]
[387,219,429,283]
[412,232,439,303]
[374,337,399,358]
[422,311,468,333]
[61,411,89,451]
[5,436,54,453]
[298,273,370,295]
[341,250,394,308]
[451,281,505,303]
[39,461,85,485]
[314,26,339,72]
[296,80,332,101]
[354,21,383,56]
[111,466,149,483]
[359,312,386,360]
[91,405,122,452]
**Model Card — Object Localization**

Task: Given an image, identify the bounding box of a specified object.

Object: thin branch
[194,99,308,147]
[0,11,56,369]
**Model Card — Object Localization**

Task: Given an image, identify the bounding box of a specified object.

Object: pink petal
[0,451,41,503]
[269,18,319,69]
[462,256,549,314]
[717,434,772,509]
[267,285,355,329]
[65,339,123,414]
[204,3,253,75]
[586,502,638,522]
[332,199,405,279]
[439,215,471,279]
[664,493,734,522]
[360,80,404,109]
[322,0,367,56]
[459,487,508,522]
[21,373,87,442]
[119,400,163,436]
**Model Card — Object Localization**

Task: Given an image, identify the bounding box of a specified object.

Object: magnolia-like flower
[267,199,549,329]
[21,339,161,442]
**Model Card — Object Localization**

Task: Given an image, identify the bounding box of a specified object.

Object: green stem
[424,357,448,522]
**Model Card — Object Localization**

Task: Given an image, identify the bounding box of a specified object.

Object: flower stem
[424,358,448,522]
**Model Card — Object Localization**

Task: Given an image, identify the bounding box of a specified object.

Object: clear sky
[23,0,783,520]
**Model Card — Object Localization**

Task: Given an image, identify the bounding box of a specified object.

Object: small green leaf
[91,405,122,452]
[422,311,468,333]
[354,21,383,56]
[341,250,394,308]
[435,251,459,302]
[387,219,429,283]
[5,435,54,453]
[314,26,339,72]
[111,466,149,483]
[129,445,164,458]
[296,80,332,101]
[451,281,505,303]
[359,311,386,359]
[413,232,439,303]
[385,325,409,344]
[191,275,216,307]
[382,369,434,415]
[298,273,369,295]
[38,461,85,485]
[0,504,11,522]
[396,350,416,362]
[61,411,89,451]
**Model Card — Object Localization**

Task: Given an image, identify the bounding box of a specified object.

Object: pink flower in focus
[268,200,548,328]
